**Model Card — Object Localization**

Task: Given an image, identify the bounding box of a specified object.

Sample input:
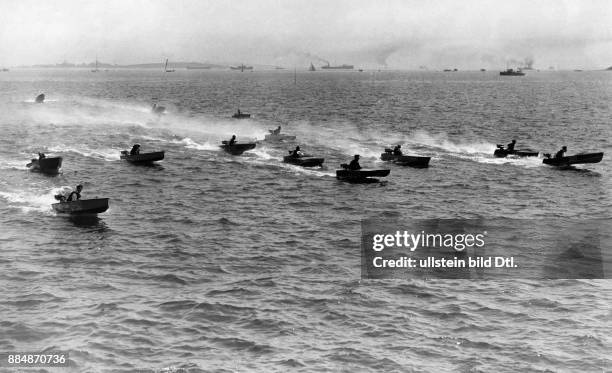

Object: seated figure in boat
[290,145,303,158]
[228,135,236,146]
[393,145,403,156]
[555,146,567,159]
[65,185,83,202]
[38,152,46,159]
[348,155,361,170]
[506,139,516,152]
[130,144,140,155]
[272,126,281,135]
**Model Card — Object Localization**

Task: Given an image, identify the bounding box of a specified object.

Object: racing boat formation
[19,104,606,217]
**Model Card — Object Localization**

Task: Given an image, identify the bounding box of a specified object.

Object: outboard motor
[340,163,349,169]
[384,148,393,154]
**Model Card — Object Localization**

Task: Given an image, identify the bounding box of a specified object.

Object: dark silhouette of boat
[336,166,390,183]
[543,152,603,167]
[493,145,538,158]
[27,156,62,174]
[232,109,251,119]
[230,64,253,72]
[308,63,316,71]
[164,59,175,72]
[500,68,525,76]
[381,149,430,168]
[220,141,256,155]
[52,198,109,214]
[151,103,166,114]
[120,151,165,163]
[283,155,324,167]
[35,93,45,103]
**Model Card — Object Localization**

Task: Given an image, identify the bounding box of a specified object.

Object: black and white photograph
[0,0,611,371]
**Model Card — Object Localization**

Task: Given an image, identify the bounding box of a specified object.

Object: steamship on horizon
[321,62,354,70]
[500,68,525,76]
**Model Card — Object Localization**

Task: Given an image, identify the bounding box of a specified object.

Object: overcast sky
[1,0,610,69]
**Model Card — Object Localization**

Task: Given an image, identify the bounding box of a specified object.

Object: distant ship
[500,68,525,76]
[321,63,353,70]
[1,68,9,72]
[308,62,316,71]
[164,59,175,72]
[230,64,253,72]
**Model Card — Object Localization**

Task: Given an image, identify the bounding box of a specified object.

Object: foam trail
[409,130,495,155]
[47,145,122,161]
[0,186,67,214]
[170,137,219,151]
[0,158,28,170]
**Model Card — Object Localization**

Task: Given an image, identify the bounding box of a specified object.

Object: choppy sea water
[0,69,611,372]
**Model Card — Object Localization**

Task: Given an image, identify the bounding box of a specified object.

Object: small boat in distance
[120,150,165,164]
[220,141,256,155]
[230,64,253,72]
[232,109,251,119]
[283,154,324,167]
[164,59,175,72]
[500,68,525,76]
[543,152,603,167]
[27,154,62,174]
[35,93,45,103]
[380,149,431,168]
[264,127,296,142]
[336,166,390,183]
[152,103,166,114]
[493,145,539,158]
[308,63,316,71]
[91,57,99,72]
[52,198,109,215]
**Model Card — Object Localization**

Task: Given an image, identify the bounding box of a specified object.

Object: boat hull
[120,151,165,163]
[28,157,62,174]
[380,153,430,168]
[336,169,390,182]
[543,152,603,166]
[493,149,539,158]
[232,113,251,119]
[283,156,324,167]
[220,143,256,155]
[52,198,109,214]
